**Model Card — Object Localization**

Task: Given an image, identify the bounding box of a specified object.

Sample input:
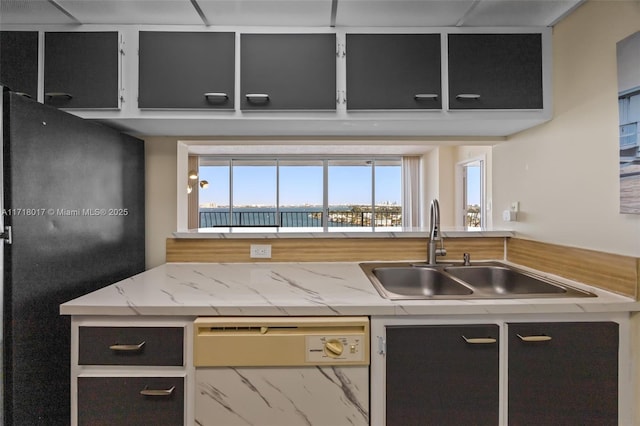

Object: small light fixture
[199,180,209,189]
[187,169,199,193]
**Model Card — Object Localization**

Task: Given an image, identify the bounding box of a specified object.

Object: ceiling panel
[0,0,77,24]
[0,0,586,31]
[197,0,333,26]
[56,0,204,25]
[336,0,476,27]
[460,0,584,27]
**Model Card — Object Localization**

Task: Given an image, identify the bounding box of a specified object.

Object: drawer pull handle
[517,334,552,342]
[45,92,73,99]
[414,94,439,100]
[204,92,229,99]
[140,386,175,397]
[455,93,481,100]
[109,341,146,351]
[245,93,270,102]
[14,92,33,99]
[462,336,496,344]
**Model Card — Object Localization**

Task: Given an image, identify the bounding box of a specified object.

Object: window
[233,160,277,226]
[461,160,484,229]
[196,157,404,229]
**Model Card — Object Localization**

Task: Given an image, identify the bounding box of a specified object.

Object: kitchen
[2,0,640,425]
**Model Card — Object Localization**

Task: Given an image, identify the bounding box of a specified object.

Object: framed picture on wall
[618,31,640,214]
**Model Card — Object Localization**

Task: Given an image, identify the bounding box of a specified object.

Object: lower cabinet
[71,318,191,425]
[77,376,184,426]
[374,317,626,426]
[386,324,499,426]
[508,322,618,426]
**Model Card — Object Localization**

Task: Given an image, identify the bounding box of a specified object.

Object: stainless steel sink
[373,267,473,297]
[361,261,596,300]
[445,265,566,295]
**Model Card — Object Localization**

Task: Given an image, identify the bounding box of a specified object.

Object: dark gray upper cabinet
[240,34,336,110]
[508,322,618,425]
[448,33,543,110]
[1,31,39,99]
[44,32,119,109]
[139,32,235,109]
[346,34,442,110]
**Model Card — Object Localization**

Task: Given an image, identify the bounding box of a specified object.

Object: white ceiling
[1,0,585,27]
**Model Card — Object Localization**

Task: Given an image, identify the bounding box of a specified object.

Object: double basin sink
[360,261,596,300]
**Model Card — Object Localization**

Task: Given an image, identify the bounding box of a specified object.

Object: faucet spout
[428,199,446,264]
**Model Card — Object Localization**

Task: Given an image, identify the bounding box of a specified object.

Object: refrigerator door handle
[1,225,12,245]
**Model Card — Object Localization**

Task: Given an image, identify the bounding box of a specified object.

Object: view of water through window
[197,158,402,228]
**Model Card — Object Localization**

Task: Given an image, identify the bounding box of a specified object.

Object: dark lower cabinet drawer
[79,326,184,366]
[78,376,184,426]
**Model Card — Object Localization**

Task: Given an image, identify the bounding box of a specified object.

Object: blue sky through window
[198,161,401,207]
[466,165,481,205]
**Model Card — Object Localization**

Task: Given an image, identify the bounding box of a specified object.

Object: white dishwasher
[194,316,370,426]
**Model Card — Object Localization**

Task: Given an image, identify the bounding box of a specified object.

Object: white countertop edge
[60,301,640,317]
[172,227,515,239]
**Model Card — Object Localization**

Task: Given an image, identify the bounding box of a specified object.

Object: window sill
[172,227,514,239]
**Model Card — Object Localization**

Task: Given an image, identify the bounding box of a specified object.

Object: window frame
[456,155,486,229]
[193,155,403,230]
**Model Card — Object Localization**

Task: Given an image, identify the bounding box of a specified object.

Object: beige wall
[491,4,640,422]
[145,137,177,268]
[493,0,640,257]
[423,146,459,227]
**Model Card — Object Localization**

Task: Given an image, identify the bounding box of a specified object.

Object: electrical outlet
[250,244,272,259]
[511,201,520,212]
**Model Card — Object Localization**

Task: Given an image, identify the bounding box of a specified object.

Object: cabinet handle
[462,336,497,344]
[140,386,175,397]
[455,94,481,100]
[517,334,552,342]
[14,92,33,99]
[45,92,73,99]
[414,94,439,100]
[245,93,270,102]
[109,341,146,351]
[204,92,229,99]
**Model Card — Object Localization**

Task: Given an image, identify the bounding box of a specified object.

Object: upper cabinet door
[240,34,336,110]
[346,34,442,110]
[44,32,119,109]
[448,33,543,110]
[0,31,39,99]
[138,32,235,109]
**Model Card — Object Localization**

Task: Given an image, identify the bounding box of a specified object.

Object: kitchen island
[61,261,640,425]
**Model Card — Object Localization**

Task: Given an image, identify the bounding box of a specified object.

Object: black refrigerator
[1,89,145,425]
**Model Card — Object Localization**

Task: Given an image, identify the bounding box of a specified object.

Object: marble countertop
[60,261,639,317]
[172,227,514,239]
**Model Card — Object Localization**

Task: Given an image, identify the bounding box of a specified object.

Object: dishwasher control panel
[194,316,369,367]
[305,335,365,363]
